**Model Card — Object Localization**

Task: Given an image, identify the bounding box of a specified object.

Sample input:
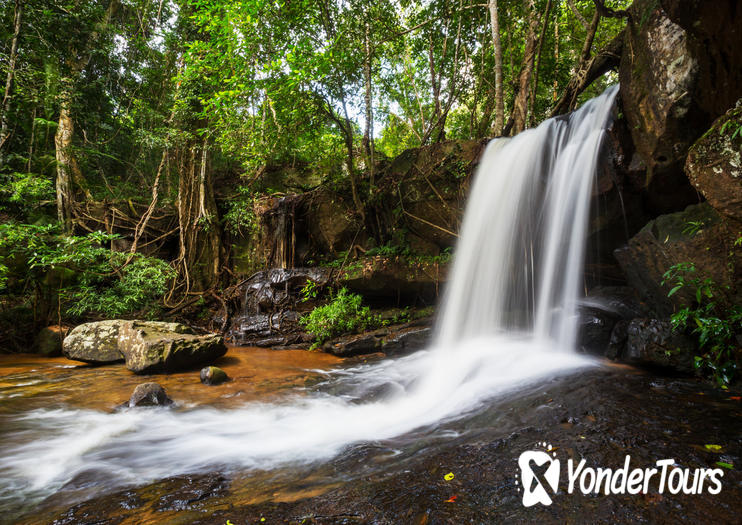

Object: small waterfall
[0,87,618,508]
[437,85,618,349]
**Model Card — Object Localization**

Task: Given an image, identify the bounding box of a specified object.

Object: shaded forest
[0,0,629,345]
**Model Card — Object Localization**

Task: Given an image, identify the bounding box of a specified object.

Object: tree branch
[592,0,631,19]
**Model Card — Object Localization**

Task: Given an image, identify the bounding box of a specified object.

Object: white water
[0,86,618,507]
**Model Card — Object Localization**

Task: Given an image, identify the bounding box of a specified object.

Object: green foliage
[720,115,742,141]
[682,220,706,237]
[1,172,55,206]
[299,288,379,348]
[0,223,174,319]
[300,279,321,302]
[223,186,258,236]
[662,263,741,386]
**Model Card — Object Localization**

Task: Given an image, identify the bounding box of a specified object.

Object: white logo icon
[517,442,560,507]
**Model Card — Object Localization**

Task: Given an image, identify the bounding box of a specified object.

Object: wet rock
[686,103,742,223]
[381,326,432,355]
[127,382,173,407]
[229,311,307,347]
[618,0,742,214]
[62,320,127,364]
[200,366,228,385]
[614,202,731,317]
[324,332,381,357]
[622,318,696,374]
[606,319,630,360]
[118,321,227,374]
[34,325,68,357]
[577,306,621,355]
[323,324,432,357]
[577,287,647,356]
[227,268,330,346]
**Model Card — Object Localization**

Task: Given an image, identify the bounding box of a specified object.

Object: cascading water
[0,86,618,511]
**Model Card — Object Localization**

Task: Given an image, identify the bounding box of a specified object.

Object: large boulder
[118,321,227,374]
[618,0,742,214]
[614,202,732,317]
[686,103,742,224]
[62,320,128,363]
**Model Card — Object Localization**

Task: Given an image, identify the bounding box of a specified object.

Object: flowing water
[0,86,621,518]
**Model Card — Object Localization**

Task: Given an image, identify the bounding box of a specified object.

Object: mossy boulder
[614,202,732,316]
[200,366,229,385]
[118,321,227,374]
[618,0,742,214]
[686,103,742,223]
[63,320,129,363]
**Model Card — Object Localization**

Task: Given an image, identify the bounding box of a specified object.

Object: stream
[0,349,740,523]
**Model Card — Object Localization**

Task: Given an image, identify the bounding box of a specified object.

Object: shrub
[299,288,379,348]
[0,223,174,320]
[662,262,741,386]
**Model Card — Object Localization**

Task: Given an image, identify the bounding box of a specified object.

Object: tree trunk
[510,0,541,135]
[55,99,84,230]
[0,0,22,161]
[488,0,504,135]
[529,0,553,127]
[175,138,222,291]
[54,0,120,231]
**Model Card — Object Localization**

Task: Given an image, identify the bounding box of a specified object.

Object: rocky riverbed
[1,350,740,524]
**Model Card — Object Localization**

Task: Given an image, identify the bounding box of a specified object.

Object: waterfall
[437,84,618,349]
[0,86,618,506]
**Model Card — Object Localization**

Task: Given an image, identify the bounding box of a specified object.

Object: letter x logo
[518,449,560,507]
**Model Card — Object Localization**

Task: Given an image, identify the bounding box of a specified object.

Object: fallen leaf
[716,461,734,470]
[444,472,455,481]
[445,495,458,503]
[704,444,723,452]
[729,396,741,401]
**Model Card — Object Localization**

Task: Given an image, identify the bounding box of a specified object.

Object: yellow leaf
[705,444,723,452]
[444,472,455,481]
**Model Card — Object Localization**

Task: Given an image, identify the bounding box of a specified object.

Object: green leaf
[715,461,733,470]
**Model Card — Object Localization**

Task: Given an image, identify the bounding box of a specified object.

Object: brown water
[0,347,345,413]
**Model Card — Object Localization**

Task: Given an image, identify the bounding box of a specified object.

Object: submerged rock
[127,382,173,407]
[118,321,227,374]
[200,366,228,385]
